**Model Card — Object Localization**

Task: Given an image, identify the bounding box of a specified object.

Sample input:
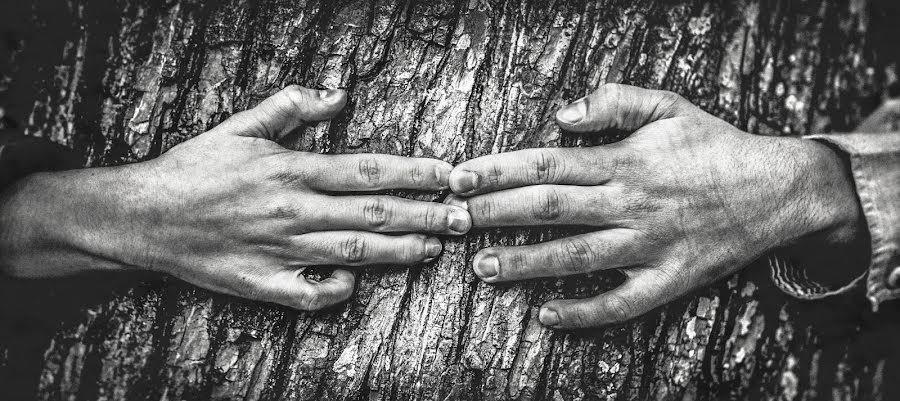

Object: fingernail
[474,254,499,279]
[447,208,471,234]
[435,164,452,189]
[556,98,586,124]
[450,170,480,193]
[444,194,468,211]
[319,89,342,102]
[425,237,442,259]
[539,307,560,326]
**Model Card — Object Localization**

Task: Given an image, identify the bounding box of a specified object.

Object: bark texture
[1,0,900,400]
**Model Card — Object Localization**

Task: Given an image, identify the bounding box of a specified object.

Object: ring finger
[293,231,444,267]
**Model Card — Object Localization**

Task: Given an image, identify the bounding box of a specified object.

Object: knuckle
[241,109,277,138]
[605,294,635,323]
[529,150,560,184]
[601,145,638,179]
[267,197,307,220]
[269,170,306,186]
[603,83,624,98]
[423,205,447,232]
[657,90,684,108]
[594,84,629,128]
[656,261,693,286]
[507,252,528,276]
[655,90,693,118]
[402,237,428,262]
[568,308,596,328]
[531,187,562,221]
[658,90,680,102]
[471,197,495,222]
[622,190,661,216]
[556,237,594,273]
[339,235,368,264]
[282,85,313,110]
[295,289,325,311]
[363,197,391,230]
[358,157,383,187]
[486,163,504,187]
[268,205,300,220]
[409,163,426,186]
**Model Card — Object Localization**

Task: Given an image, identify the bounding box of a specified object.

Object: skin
[0,85,472,311]
[446,84,866,329]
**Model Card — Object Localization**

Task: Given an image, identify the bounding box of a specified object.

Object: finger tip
[319,88,348,109]
[555,98,587,128]
[330,268,357,284]
[472,252,499,282]
[434,162,453,189]
[447,169,465,193]
[554,108,572,125]
[424,237,443,258]
[447,206,472,235]
[538,306,561,327]
[448,169,479,194]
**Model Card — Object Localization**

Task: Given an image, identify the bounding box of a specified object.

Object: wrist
[0,168,142,278]
[792,138,865,246]
[763,136,870,285]
[758,134,868,275]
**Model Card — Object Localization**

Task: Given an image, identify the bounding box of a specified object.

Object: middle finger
[300,194,471,235]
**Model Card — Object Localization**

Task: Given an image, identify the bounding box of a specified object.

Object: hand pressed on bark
[446,84,865,329]
[0,85,472,311]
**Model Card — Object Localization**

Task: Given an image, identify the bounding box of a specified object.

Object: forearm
[0,168,138,278]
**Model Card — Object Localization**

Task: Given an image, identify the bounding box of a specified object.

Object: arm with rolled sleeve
[770,131,900,310]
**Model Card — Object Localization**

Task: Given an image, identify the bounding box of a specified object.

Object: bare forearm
[0,168,137,278]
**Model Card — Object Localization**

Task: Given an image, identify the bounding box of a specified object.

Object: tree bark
[1,0,899,400]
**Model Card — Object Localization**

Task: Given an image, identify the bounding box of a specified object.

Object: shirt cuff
[768,252,866,300]
[769,132,900,310]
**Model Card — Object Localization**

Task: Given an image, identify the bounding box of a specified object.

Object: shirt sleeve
[768,131,900,311]
[0,130,82,190]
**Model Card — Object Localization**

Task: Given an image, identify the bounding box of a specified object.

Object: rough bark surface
[1,0,899,400]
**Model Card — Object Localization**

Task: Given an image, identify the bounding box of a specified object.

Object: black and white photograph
[1,0,899,400]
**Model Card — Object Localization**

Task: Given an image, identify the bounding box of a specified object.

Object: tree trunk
[1,0,899,400]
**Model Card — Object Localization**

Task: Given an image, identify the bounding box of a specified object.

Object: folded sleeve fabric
[769,131,900,311]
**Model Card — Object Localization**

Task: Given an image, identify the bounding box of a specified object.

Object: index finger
[448,147,623,196]
[304,153,453,192]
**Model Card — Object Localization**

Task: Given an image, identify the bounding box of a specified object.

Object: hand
[446,84,863,329]
[0,85,472,311]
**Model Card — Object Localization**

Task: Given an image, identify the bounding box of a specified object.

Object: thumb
[218,85,347,140]
[555,83,695,133]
